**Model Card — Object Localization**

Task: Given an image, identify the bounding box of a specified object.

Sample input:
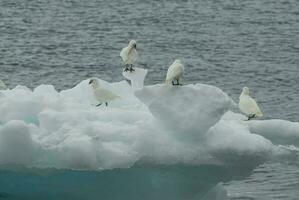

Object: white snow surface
[122,67,148,90]
[0,78,297,170]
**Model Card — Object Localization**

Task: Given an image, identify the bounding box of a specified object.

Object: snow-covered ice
[135,83,232,138]
[122,67,148,90]
[0,78,297,170]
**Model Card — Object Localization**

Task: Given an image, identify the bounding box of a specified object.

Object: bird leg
[105,102,108,106]
[96,103,102,107]
[129,64,135,72]
[172,80,180,86]
[124,64,130,72]
[178,78,183,86]
[247,114,256,120]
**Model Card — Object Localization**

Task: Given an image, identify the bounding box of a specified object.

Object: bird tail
[165,79,172,85]
[256,110,263,117]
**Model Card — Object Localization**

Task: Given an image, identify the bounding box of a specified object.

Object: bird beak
[89,80,93,84]
[133,44,137,49]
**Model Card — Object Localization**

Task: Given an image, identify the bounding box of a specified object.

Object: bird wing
[240,96,263,117]
[120,47,128,62]
[129,49,138,64]
[94,88,120,102]
[166,63,184,83]
[120,46,138,65]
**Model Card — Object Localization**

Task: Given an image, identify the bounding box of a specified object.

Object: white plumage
[89,79,120,106]
[239,87,263,120]
[165,59,184,85]
[120,40,138,72]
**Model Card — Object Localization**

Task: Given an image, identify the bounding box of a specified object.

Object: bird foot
[246,114,256,121]
[124,67,130,72]
[172,80,182,86]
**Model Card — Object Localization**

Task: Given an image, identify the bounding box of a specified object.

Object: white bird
[120,40,138,72]
[0,79,7,90]
[89,79,120,107]
[239,87,263,120]
[165,59,184,85]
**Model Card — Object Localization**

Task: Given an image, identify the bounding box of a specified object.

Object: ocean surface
[0,0,298,199]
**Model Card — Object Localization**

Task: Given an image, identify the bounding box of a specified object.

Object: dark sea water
[0,0,298,199]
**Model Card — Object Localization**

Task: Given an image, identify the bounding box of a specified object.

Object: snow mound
[247,120,299,146]
[0,120,35,165]
[206,120,273,165]
[221,111,299,146]
[135,84,232,138]
[122,67,148,90]
[0,79,296,170]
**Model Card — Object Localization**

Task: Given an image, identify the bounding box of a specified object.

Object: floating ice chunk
[55,135,99,169]
[247,119,299,146]
[0,120,35,165]
[206,120,274,165]
[135,83,232,138]
[15,85,32,92]
[0,78,295,171]
[35,106,147,169]
[122,67,148,90]
[0,85,62,124]
[33,84,58,96]
[221,111,247,121]
[221,111,299,146]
